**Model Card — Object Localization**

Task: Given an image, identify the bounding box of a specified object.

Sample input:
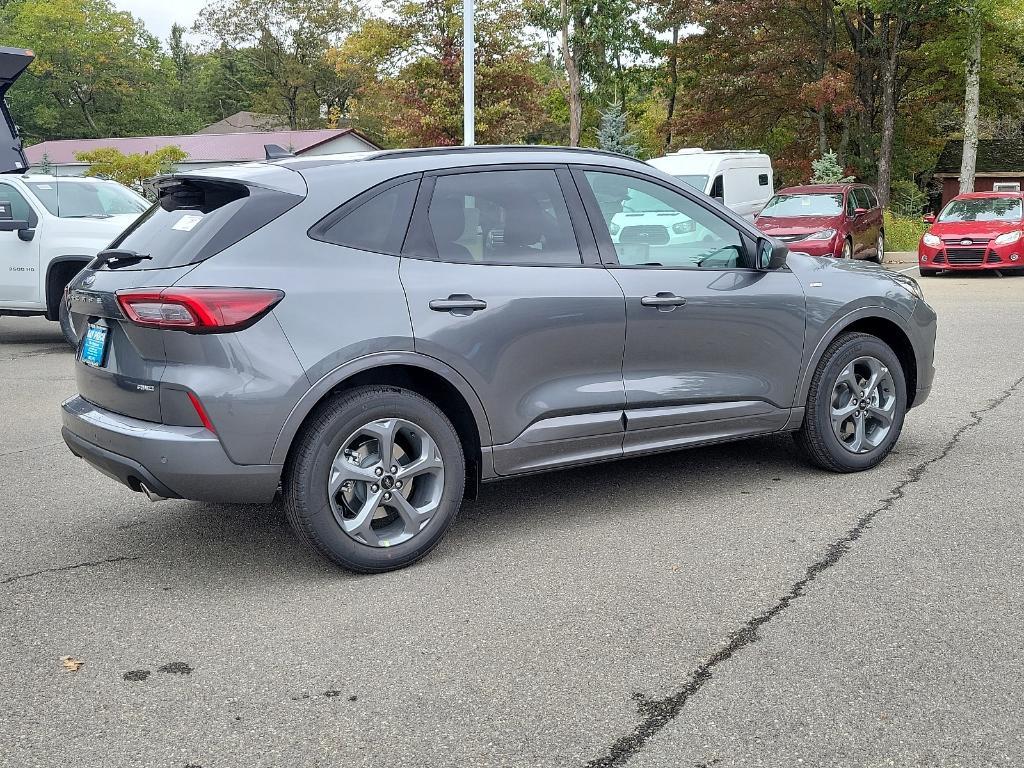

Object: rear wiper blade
[94,248,152,268]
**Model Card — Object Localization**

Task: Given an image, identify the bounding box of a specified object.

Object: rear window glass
[105,178,301,270]
[315,179,418,255]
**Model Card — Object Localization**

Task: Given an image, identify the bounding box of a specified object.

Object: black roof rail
[366,145,646,163]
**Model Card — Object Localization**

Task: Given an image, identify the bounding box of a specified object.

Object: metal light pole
[463,0,475,146]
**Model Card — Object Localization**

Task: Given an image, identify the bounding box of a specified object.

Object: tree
[0,0,191,140]
[810,150,855,182]
[197,0,361,129]
[596,101,640,156]
[75,146,187,192]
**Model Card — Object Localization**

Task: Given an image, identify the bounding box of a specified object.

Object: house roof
[198,111,290,134]
[935,139,1024,175]
[25,128,380,165]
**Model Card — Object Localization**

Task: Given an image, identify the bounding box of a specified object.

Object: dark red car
[918,191,1024,276]
[755,183,884,261]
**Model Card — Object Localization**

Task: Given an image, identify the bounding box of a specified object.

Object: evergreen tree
[810,150,854,184]
[596,101,640,157]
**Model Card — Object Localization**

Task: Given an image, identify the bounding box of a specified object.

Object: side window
[864,188,879,208]
[845,191,857,216]
[582,171,748,270]
[317,179,418,255]
[853,188,871,211]
[0,183,36,226]
[710,174,724,200]
[758,173,770,187]
[427,170,581,265]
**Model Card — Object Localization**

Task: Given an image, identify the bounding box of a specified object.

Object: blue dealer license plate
[80,324,108,367]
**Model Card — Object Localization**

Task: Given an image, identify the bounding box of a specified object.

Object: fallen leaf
[61,656,84,672]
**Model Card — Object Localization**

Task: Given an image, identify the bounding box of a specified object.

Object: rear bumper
[61,395,281,503]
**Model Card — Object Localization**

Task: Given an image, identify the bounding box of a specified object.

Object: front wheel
[283,385,465,573]
[795,332,907,472]
[839,238,853,260]
[59,299,78,347]
[873,232,885,263]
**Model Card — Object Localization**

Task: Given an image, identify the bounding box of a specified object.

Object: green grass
[884,210,927,252]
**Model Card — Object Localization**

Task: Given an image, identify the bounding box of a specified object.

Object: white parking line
[894,265,920,273]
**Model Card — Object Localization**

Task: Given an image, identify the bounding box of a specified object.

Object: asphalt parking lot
[3,265,1023,768]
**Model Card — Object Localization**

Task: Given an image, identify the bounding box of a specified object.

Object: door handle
[640,293,687,310]
[429,295,488,314]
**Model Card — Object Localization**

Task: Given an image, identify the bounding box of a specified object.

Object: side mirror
[17,227,35,242]
[923,213,936,224]
[757,237,788,270]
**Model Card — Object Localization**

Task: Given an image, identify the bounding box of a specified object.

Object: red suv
[918,192,1024,276]
[755,184,884,261]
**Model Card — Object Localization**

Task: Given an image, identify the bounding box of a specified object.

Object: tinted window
[106,178,301,270]
[317,179,417,255]
[758,173,769,187]
[25,180,147,217]
[0,182,36,225]
[761,193,844,217]
[427,170,580,265]
[845,192,857,216]
[852,188,871,211]
[582,171,748,269]
[864,187,879,207]
[710,175,724,199]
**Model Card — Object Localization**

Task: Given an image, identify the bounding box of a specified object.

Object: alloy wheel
[328,418,445,547]
[841,239,852,259]
[877,233,885,262]
[830,356,897,454]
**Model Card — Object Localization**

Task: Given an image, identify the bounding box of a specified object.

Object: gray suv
[61,147,936,573]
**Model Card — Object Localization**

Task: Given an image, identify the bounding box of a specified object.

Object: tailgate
[68,265,197,422]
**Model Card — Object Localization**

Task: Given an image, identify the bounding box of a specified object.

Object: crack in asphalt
[1,556,141,586]
[0,346,68,362]
[0,441,63,459]
[585,374,1024,768]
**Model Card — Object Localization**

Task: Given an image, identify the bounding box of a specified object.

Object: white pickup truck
[0,46,148,344]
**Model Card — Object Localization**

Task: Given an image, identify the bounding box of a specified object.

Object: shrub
[884,210,927,252]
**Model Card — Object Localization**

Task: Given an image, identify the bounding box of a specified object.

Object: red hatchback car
[918,191,1024,276]
[755,184,885,261]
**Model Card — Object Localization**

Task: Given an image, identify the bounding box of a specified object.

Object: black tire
[840,237,853,260]
[58,299,78,347]
[918,267,939,277]
[795,332,907,473]
[283,385,465,573]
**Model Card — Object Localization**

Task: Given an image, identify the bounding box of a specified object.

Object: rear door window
[710,175,724,200]
[852,188,871,211]
[105,178,301,270]
[0,182,37,226]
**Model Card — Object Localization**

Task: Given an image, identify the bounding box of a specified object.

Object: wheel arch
[44,256,92,320]
[797,307,919,409]
[273,353,492,498]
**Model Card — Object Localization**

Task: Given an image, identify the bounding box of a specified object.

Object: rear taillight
[115,288,284,333]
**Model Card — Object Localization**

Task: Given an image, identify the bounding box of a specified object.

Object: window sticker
[172,213,203,232]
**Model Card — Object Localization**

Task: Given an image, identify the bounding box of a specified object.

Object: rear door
[0,180,41,304]
[67,172,303,422]
[400,165,627,476]
[574,166,805,455]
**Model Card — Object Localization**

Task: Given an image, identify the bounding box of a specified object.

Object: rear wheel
[58,299,78,347]
[283,385,465,573]
[873,231,885,263]
[795,332,907,472]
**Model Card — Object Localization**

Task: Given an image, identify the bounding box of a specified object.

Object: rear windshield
[674,174,709,192]
[760,193,844,217]
[104,178,301,270]
[938,197,1023,223]
[24,180,148,218]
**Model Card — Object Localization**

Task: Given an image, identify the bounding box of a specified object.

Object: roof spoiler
[264,143,294,160]
[0,46,33,174]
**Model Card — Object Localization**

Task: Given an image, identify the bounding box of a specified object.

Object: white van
[648,148,774,221]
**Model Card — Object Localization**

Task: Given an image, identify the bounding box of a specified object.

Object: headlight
[800,228,836,241]
[922,233,942,247]
[891,273,924,300]
[993,230,1022,246]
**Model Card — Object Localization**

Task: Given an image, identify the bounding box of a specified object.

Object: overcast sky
[113,0,208,43]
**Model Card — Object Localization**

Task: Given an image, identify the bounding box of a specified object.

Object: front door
[401,166,627,476]
[0,181,41,305]
[574,167,806,455]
